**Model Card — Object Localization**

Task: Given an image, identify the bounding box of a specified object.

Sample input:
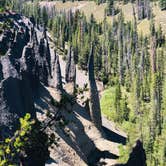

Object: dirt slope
[35,33,127,166]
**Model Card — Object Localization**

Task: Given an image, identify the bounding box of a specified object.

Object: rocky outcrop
[0,76,34,138]
[49,53,63,91]
[37,29,51,85]
[65,46,76,94]
[0,48,35,138]
[0,30,13,55]
[88,43,102,130]
[12,29,29,58]
[20,43,39,91]
[0,63,3,81]
[0,12,56,137]
[65,46,76,84]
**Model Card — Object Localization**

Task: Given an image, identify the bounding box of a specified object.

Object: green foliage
[4,1,166,165]
[100,85,130,123]
[160,0,166,10]
[0,113,33,166]
[0,114,49,166]
[0,0,6,11]
[118,144,129,163]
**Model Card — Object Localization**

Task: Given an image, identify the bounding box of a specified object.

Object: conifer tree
[117,11,124,85]
[160,0,166,10]
[106,0,114,16]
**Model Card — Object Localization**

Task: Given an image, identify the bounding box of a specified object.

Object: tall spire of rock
[88,43,102,130]
[55,54,63,91]
[20,43,39,90]
[12,28,28,58]
[50,53,63,91]
[38,29,51,85]
[65,45,71,83]
[0,63,3,82]
[65,46,76,94]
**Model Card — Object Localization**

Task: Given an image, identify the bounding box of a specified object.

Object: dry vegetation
[40,1,166,35]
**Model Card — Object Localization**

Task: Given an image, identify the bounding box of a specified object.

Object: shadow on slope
[54,104,120,165]
[115,140,146,166]
[88,148,119,166]
[35,86,127,165]
[102,126,126,145]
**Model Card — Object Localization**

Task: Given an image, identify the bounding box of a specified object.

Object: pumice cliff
[0,11,62,137]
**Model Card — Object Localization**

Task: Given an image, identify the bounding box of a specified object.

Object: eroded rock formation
[65,46,76,94]
[88,43,102,130]
[37,29,52,85]
[65,46,76,83]
[49,53,63,91]
[0,12,62,137]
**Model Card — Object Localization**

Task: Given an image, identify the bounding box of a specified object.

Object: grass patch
[100,86,131,120]
[100,87,116,119]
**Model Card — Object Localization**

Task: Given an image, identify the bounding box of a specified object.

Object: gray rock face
[1,55,19,80]
[88,43,102,130]
[65,46,76,84]
[0,77,34,139]
[12,31,27,58]
[0,12,57,137]
[20,43,39,91]
[37,30,51,85]
[49,53,63,91]
[0,30,13,55]
[0,63,3,81]
[0,52,35,137]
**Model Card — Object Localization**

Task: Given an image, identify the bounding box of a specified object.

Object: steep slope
[43,32,127,166]
[36,84,126,166]
[0,11,61,137]
[0,11,127,165]
[0,11,147,166]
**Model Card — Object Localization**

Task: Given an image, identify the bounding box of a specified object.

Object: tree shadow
[72,101,91,121]
[88,148,119,166]
[102,126,126,145]
[53,109,95,164]
[35,86,126,165]
[54,111,120,165]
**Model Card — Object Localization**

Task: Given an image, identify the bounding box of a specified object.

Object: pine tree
[106,0,114,16]
[117,11,124,85]
[160,0,166,10]
[42,6,48,26]
[0,0,6,9]
[114,79,121,118]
